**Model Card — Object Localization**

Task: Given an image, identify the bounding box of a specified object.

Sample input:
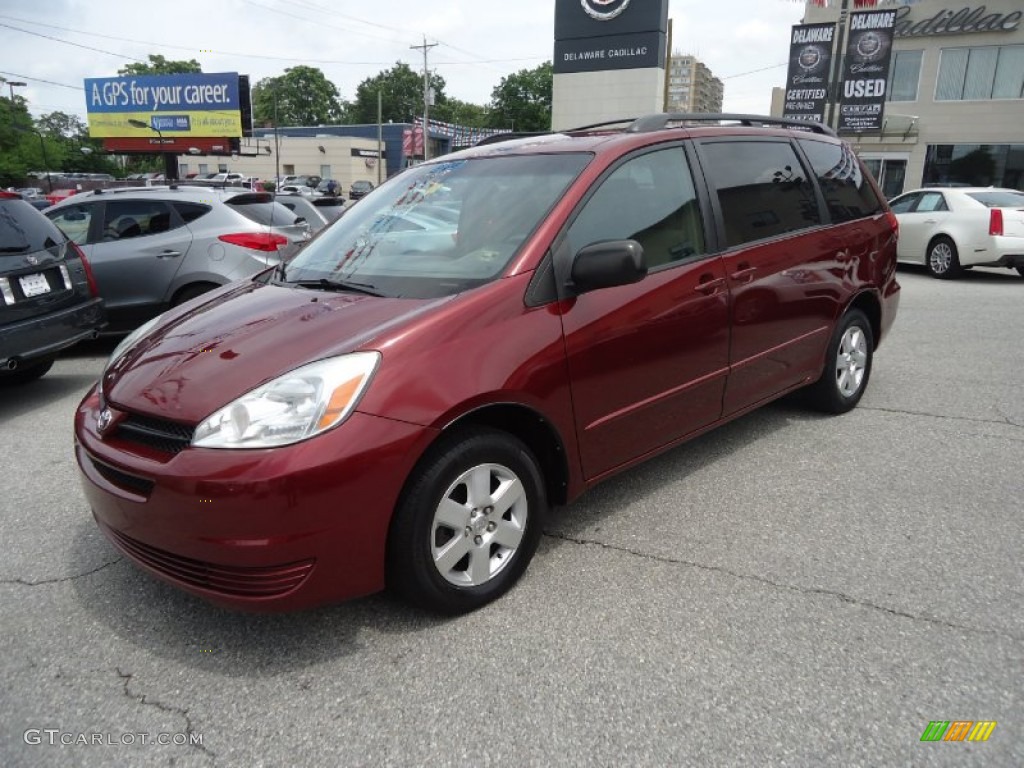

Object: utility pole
[410,36,437,161]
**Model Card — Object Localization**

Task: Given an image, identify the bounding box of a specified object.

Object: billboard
[84,73,242,139]
[781,23,836,125]
[553,0,669,74]
[838,10,897,133]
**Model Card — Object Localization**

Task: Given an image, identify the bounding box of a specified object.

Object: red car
[75,114,900,614]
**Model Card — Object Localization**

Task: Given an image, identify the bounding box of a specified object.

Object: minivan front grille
[114,413,194,454]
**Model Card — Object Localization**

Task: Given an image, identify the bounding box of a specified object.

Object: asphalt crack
[116,667,216,761]
[861,404,1024,431]
[0,558,123,587]
[545,531,1024,643]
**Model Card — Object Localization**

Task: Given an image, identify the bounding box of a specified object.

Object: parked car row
[42,185,311,333]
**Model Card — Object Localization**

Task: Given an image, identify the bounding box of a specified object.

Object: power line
[0,70,84,91]
[0,21,145,63]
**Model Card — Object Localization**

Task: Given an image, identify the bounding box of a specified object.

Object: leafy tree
[252,66,345,127]
[488,62,552,132]
[118,55,201,76]
[349,62,446,124]
[431,98,488,128]
[36,111,89,140]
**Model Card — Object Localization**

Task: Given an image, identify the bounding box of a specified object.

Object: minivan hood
[103,281,448,423]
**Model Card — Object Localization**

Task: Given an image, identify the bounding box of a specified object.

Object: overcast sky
[0,0,806,124]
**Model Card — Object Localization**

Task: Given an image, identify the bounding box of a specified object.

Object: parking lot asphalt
[1,266,1021,767]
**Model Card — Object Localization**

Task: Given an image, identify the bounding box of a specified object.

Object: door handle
[923,219,937,225]
[730,263,756,283]
[694,276,725,295]
[156,250,182,258]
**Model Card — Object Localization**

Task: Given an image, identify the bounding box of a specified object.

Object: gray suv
[46,186,311,332]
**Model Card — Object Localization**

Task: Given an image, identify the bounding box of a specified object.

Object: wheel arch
[439,403,570,506]
[845,290,881,350]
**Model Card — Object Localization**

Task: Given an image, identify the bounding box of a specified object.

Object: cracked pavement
[1,267,1022,767]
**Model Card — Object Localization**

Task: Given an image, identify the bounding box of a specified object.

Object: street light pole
[128,118,177,181]
[6,80,27,104]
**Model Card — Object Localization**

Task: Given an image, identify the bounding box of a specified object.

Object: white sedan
[889,187,1024,279]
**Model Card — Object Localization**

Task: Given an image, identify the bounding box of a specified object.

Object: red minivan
[75,115,900,614]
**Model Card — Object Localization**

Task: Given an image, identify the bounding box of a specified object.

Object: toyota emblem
[97,407,113,434]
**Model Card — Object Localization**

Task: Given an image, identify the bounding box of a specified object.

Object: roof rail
[474,131,553,147]
[564,117,638,133]
[627,113,837,137]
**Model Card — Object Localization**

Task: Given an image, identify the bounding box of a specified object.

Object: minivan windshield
[280,154,590,298]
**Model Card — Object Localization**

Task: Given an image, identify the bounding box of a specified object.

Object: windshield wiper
[293,278,388,297]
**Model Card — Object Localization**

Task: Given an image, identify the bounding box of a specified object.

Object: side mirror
[568,239,647,294]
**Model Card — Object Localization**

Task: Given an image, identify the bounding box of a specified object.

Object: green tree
[488,62,552,132]
[349,62,446,124]
[431,97,488,128]
[252,66,345,127]
[36,111,89,140]
[118,55,202,76]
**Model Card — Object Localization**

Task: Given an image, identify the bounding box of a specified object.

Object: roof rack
[626,113,836,137]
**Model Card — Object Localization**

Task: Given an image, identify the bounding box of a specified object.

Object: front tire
[387,428,546,614]
[805,309,874,414]
[927,236,962,279]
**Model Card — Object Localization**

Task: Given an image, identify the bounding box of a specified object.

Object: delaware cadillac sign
[554,0,668,73]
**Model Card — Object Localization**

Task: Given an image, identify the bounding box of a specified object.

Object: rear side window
[916,192,948,212]
[888,193,919,213]
[799,139,884,223]
[1,199,66,254]
[172,202,212,223]
[701,141,821,248]
[101,200,179,241]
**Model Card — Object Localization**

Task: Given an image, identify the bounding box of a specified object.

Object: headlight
[192,352,380,449]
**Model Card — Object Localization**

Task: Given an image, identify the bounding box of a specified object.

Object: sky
[0,0,807,124]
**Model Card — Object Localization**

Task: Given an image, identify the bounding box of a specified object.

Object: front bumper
[75,387,437,612]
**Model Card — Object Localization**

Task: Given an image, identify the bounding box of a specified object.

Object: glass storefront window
[887,50,922,102]
[937,45,1024,101]
[924,144,1024,189]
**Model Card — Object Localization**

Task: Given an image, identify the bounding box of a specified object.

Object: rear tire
[926,237,962,279]
[0,357,55,385]
[805,309,874,414]
[387,427,546,614]
[172,283,219,307]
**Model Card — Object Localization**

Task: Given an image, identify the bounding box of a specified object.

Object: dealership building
[773,0,1024,197]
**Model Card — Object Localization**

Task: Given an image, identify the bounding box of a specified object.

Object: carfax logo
[581,0,631,21]
[920,721,997,742]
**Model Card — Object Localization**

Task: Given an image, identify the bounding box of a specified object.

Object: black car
[348,180,374,200]
[0,191,105,384]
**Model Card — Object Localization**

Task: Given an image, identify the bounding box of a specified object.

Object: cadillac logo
[581,0,631,21]
[855,31,884,60]
[97,407,113,434]
[798,45,824,72]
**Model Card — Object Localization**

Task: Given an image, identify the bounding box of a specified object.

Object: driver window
[567,148,706,270]
[102,200,177,241]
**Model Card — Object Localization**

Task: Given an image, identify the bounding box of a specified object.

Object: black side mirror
[568,239,647,294]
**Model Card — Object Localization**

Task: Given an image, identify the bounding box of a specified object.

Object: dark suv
[1,192,105,384]
[75,114,899,614]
